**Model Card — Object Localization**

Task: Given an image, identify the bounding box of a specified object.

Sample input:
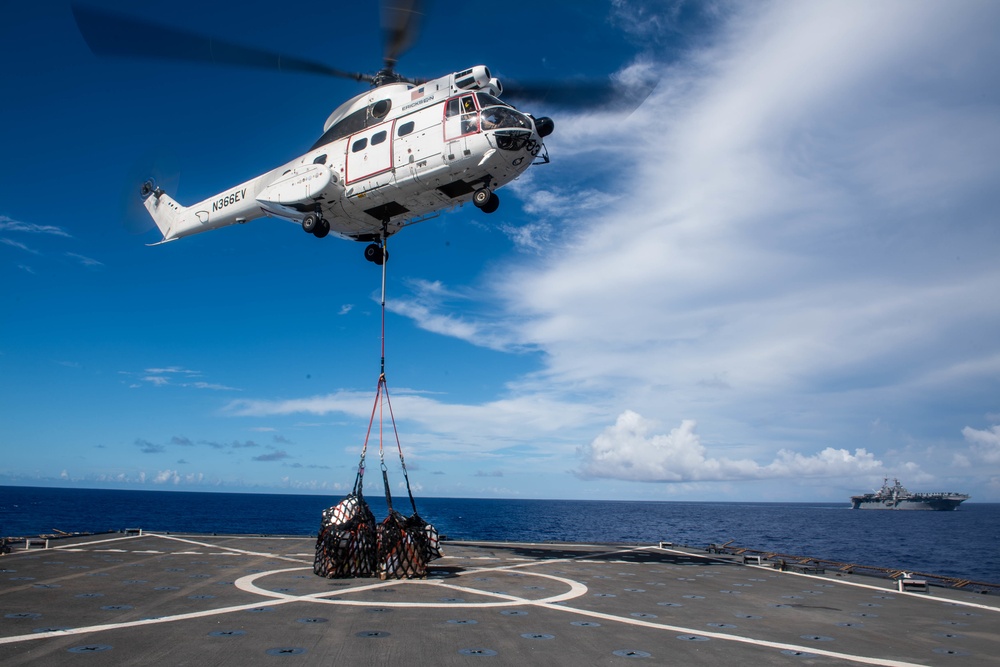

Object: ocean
[2,485,998,584]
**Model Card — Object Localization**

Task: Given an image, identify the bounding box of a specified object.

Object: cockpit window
[476,93,509,109]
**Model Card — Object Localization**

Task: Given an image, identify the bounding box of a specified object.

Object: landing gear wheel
[481,192,500,214]
[302,215,318,234]
[473,187,492,208]
[313,219,330,238]
[365,243,386,264]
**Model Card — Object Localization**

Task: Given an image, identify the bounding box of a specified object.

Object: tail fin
[140,179,187,243]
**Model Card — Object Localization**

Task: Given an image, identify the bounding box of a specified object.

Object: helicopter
[73,2,648,264]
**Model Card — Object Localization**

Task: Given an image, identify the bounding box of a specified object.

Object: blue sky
[2,0,999,502]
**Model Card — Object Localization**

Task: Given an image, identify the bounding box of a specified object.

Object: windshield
[479,106,532,131]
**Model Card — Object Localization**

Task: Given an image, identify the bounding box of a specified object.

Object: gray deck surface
[1,533,997,665]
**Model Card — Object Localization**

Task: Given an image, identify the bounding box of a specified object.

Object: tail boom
[142,177,267,242]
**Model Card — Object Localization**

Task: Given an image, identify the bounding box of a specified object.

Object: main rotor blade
[503,76,659,113]
[72,3,368,81]
[381,0,425,70]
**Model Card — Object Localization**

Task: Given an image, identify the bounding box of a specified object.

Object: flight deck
[2,533,997,665]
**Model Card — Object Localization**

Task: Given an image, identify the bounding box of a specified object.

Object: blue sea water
[2,486,998,584]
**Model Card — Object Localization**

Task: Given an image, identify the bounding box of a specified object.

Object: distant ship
[851,477,969,510]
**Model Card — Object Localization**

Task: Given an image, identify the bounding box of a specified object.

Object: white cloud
[498,220,554,253]
[577,411,883,482]
[2,238,38,253]
[962,425,1000,463]
[0,215,71,237]
[154,469,180,484]
[132,366,238,391]
[224,388,605,459]
[65,252,103,267]
[386,279,519,351]
[477,0,1000,477]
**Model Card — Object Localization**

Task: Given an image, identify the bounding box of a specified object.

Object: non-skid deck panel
[2,533,997,665]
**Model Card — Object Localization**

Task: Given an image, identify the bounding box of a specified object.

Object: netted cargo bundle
[313,493,377,578]
[376,510,442,580]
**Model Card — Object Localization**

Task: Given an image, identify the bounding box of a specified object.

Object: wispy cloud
[385,278,523,351]
[65,252,103,267]
[253,449,291,462]
[135,438,165,454]
[0,215,71,237]
[127,366,240,391]
[1,238,38,253]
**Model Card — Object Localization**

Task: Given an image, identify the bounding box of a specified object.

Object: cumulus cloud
[962,425,1000,463]
[154,469,179,484]
[577,411,883,483]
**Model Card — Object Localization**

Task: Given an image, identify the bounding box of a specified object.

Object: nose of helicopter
[534,116,555,138]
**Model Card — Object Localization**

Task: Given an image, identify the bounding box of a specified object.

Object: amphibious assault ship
[850,477,969,510]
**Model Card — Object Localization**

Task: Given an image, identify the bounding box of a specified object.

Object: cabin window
[352,137,368,153]
[371,130,387,146]
[313,154,327,164]
[397,121,415,137]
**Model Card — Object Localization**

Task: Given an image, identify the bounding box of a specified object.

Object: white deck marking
[649,545,1000,614]
[151,533,310,564]
[234,567,588,609]
[50,534,143,549]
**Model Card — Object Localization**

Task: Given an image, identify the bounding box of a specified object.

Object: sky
[2,0,1000,503]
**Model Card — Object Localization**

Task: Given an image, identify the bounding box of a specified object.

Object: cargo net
[377,509,442,580]
[313,491,377,578]
[313,375,442,579]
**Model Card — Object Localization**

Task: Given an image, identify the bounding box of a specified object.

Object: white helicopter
[73,2,645,264]
[142,65,552,265]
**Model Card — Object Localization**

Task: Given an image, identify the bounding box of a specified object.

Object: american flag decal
[411,87,425,101]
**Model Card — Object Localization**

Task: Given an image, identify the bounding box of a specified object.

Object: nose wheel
[302,214,330,238]
[473,187,500,214]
